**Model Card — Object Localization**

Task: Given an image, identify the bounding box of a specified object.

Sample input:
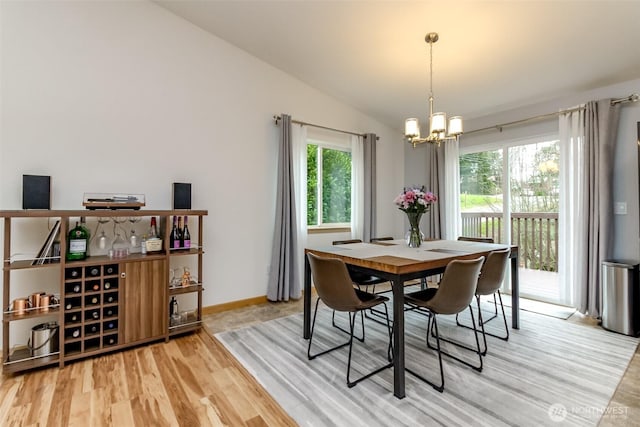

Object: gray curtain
[423,143,446,239]
[580,100,620,315]
[363,133,377,241]
[267,114,301,301]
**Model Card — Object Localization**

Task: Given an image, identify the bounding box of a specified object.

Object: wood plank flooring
[1,297,638,426]
[0,331,296,426]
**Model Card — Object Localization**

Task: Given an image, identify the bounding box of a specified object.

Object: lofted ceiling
[155,1,640,130]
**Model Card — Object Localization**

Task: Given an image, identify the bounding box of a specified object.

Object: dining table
[303,239,519,399]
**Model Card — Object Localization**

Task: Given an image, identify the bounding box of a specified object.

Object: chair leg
[308,299,351,360]
[427,306,483,372]
[494,291,510,341]
[406,313,444,393]
[456,291,509,342]
[332,309,365,342]
[475,295,488,356]
[347,305,394,388]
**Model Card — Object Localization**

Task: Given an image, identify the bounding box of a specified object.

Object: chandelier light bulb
[405,118,420,138]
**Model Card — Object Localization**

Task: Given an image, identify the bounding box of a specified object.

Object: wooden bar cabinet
[1,209,207,373]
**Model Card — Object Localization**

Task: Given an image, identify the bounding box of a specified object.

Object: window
[459,137,561,304]
[307,140,352,228]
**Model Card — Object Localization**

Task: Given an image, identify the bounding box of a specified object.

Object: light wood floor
[0,329,296,426]
[1,298,638,426]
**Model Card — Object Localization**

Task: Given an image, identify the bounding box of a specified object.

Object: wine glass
[91,217,110,248]
[126,216,141,247]
[98,230,108,249]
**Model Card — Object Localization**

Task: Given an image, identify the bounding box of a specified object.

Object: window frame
[306,137,353,231]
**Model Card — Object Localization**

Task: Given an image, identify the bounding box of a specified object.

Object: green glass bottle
[66,221,88,260]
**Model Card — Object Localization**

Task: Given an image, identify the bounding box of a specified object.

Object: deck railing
[461,212,558,272]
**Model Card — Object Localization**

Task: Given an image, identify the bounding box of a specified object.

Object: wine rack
[1,209,206,373]
[63,263,120,358]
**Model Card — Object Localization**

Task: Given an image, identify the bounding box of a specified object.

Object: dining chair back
[332,239,363,245]
[457,236,495,243]
[476,248,510,296]
[309,253,370,312]
[425,257,486,315]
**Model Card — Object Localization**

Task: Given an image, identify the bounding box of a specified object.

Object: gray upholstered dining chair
[456,247,511,355]
[306,253,393,387]
[404,257,484,393]
[332,239,388,291]
[332,239,392,327]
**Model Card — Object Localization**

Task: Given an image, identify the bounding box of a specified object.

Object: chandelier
[405,32,463,148]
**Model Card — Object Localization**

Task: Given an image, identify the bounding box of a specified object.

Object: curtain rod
[465,93,639,135]
[273,115,373,138]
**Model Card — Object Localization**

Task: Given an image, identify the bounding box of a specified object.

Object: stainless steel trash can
[601,261,639,336]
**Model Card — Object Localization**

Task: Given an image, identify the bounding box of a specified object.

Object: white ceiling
[155,0,640,129]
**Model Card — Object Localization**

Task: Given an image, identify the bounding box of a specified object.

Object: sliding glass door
[460,138,563,304]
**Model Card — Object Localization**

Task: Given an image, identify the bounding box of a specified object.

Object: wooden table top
[305,239,513,276]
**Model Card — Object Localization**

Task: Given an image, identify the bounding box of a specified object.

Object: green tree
[307,145,351,225]
[322,148,351,223]
[307,144,318,225]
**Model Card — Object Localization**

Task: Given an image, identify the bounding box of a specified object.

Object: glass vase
[406,211,423,248]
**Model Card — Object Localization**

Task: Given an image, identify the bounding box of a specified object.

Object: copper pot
[39,294,59,312]
[10,298,31,315]
[29,292,46,308]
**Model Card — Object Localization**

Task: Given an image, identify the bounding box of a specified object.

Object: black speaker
[22,175,51,210]
[173,183,191,209]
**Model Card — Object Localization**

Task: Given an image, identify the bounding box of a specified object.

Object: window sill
[307,227,351,234]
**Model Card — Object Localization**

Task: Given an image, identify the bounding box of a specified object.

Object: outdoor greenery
[459,141,560,272]
[307,144,351,226]
[459,141,559,213]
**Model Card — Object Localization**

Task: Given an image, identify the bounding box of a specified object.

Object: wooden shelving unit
[1,209,207,373]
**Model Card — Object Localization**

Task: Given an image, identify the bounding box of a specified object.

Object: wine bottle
[66,221,88,260]
[177,216,184,248]
[170,296,178,316]
[170,216,180,249]
[149,217,158,239]
[182,216,191,249]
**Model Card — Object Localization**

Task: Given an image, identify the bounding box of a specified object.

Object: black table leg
[303,253,311,339]
[391,278,405,399]
[511,255,520,329]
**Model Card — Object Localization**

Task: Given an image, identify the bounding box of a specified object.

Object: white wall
[0,0,404,342]
[461,78,640,262]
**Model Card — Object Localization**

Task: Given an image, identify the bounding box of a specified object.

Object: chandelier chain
[429,38,434,100]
